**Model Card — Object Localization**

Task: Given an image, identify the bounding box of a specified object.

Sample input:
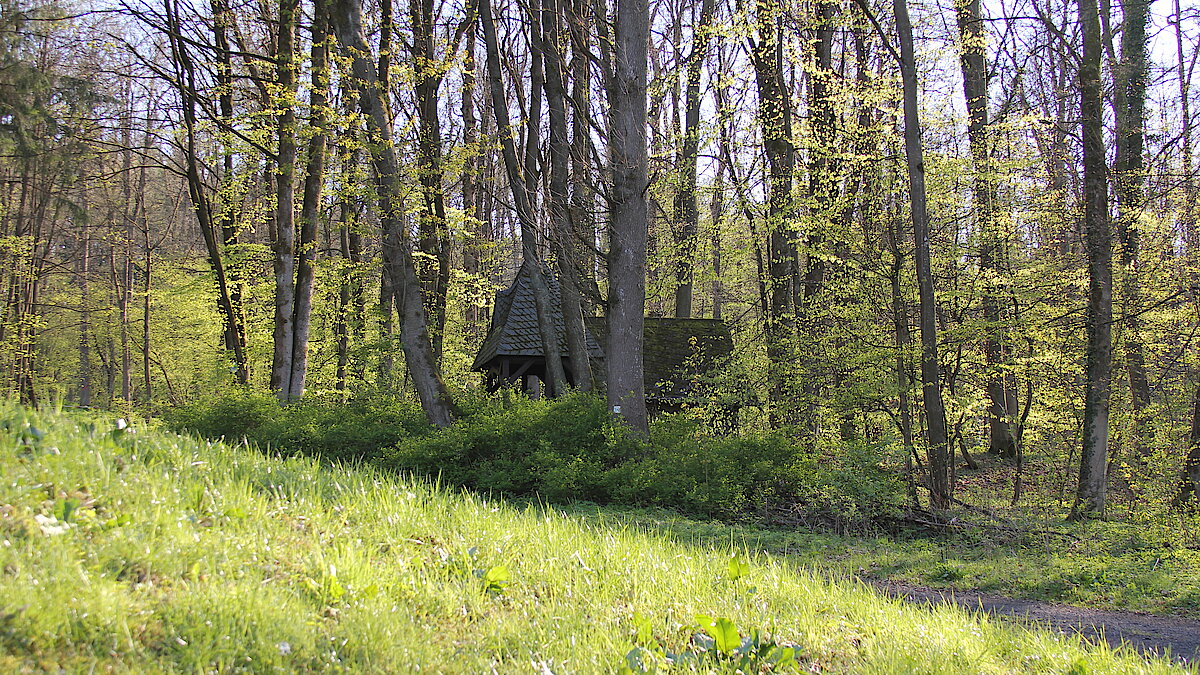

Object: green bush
[383,397,901,528]
[164,390,432,460]
[169,390,901,528]
[605,415,902,524]
[384,392,640,501]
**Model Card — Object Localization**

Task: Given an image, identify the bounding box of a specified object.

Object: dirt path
[872,580,1200,665]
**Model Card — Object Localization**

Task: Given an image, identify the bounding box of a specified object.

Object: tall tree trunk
[672,0,716,318]
[118,93,133,401]
[1072,0,1113,519]
[411,0,451,362]
[955,0,1018,458]
[750,0,798,423]
[462,12,482,331]
[377,224,397,387]
[887,201,918,508]
[711,163,724,319]
[138,138,152,403]
[1176,0,1200,503]
[164,0,248,384]
[1179,0,1197,252]
[335,196,354,396]
[569,0,599,306]
[271,0,299,400]
[210,0,247,374]
[288,0,330,400]
[331,0,457,426]
[797,0,839,430]
[895,0,951,509]
[543,0,593,390]
[1113,0,1153,426]
[335,136,364,394]
[606,0,650,436]
[77,205,91,407]
[800,0,837,305]
[479,0,569,397]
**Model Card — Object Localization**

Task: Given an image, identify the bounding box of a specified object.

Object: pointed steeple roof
[472,263,604,371]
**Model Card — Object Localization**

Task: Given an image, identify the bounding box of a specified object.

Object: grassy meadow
[0,403,1190,672]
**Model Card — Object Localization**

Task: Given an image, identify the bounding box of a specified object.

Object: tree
[479,0,568,397]
[1112,0,1152,434]
[671,0,716,319]
[605,0,650,436]
[893,0,951,509]
[288,0,331,400]
[270,0,299,400]
[749,0,798,423]
[161,0,249,386]
[543,0,594,390]
[956,0,1019,458]
[410,0,451,362]
[1073,0,1112,519]
[330,0,457,426]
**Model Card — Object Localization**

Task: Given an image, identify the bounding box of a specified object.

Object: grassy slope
[565,496,1200,619]
[0,405,1185,673]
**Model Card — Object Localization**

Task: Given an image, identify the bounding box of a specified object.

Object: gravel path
[872,580,1200,665]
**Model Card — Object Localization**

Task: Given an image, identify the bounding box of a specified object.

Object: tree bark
[800,0,837,306]
[77,199,91,407]
[479,0,569,397]
[711,162,724,320]
[1178,0,1197,252]
[543,0,593,390]
[118,91,133,401]
[955,0,1018,458]
[1072,0,1113,520]
[895,0,951,509]
[137,133,152,403]
[287,0,330,400]
[671,0,716,318]
[1113,0,1153,424]
[411,0,451,362]
[271,0,299,400]
[749,0,798,423]
[331,0,457,426]
[605,0,650,436]
[1177,0,1200,503]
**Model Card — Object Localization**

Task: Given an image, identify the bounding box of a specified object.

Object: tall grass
[0,403,1185,672]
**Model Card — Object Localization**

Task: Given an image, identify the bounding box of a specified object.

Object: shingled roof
[584,317,734,401]
[471,263,604,372]
[473,265,733,401]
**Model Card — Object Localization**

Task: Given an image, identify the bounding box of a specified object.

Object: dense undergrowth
[0,403,1186,672]
[166,390,902,525]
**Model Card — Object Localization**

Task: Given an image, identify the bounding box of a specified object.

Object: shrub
[385,399,902,528]
[162,389,280,441]
[169,390,901,528]
[164,391,432,460]
[604,415,902,525]
[384,392,641,501]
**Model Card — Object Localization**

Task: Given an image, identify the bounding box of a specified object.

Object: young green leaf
[632,611,653,645]
[712,617,739,655]
[483,565,509,594]
[726,555,750,582]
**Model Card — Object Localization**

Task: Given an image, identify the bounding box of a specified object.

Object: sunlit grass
[0,403,1187,672]
[560,471,1200,618]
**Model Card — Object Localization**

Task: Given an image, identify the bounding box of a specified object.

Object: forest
[2,0,1200,527]
[7,0,1200,668]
